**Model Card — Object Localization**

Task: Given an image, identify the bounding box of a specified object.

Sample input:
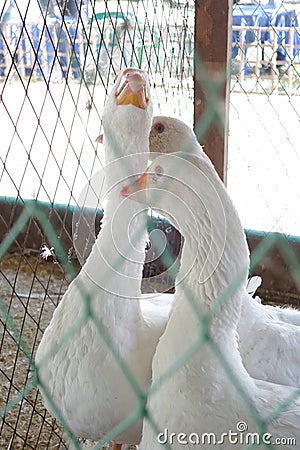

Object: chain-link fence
[231,1,300,95]
[1,0,300,449]
[228,0,300,306]
[229,2,300,230]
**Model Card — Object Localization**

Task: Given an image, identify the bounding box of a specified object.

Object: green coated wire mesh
[0,0,300,449]
[229,0,300,303]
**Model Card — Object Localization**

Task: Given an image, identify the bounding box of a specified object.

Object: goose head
[101,68,153,168]
[122,152,250,326]
[149,116,201,160]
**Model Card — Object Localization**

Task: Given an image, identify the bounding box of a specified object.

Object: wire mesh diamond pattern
[1,1,300,450]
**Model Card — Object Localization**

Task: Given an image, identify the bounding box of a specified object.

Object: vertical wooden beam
[194,0,232,183]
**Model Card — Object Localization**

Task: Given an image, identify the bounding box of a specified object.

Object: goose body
[35,70,171,445]
[122,152,300,449]
[149,115,300,388]
[251,298,300,327]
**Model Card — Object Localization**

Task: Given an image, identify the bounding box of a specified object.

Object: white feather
[35,70,172,446]
[149,116,300,388]
[124,151,300,449]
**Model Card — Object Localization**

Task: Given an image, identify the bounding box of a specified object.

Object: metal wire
[230,1,300,239]
[0,0,300,449]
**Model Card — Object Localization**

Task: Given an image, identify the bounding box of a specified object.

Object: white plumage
[35,69,172,447]
[123,151,300,450]
[149,115,300,388]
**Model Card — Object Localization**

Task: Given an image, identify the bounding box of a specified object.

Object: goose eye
[155,165,164,176]
[154,123,165,133]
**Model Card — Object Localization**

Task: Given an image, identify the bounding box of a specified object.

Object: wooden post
[194,0,232,183]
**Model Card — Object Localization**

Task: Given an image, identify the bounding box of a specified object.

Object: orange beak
[115,68,149,110]
[121,169,148,199]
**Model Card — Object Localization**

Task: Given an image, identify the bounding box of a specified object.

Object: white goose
[122,151,300,450]
[150,115,300,326]
[149,115,300,387]
[149,116,201,160]
[35,69,171,450]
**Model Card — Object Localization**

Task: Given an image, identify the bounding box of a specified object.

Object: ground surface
[0,253,68,449]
